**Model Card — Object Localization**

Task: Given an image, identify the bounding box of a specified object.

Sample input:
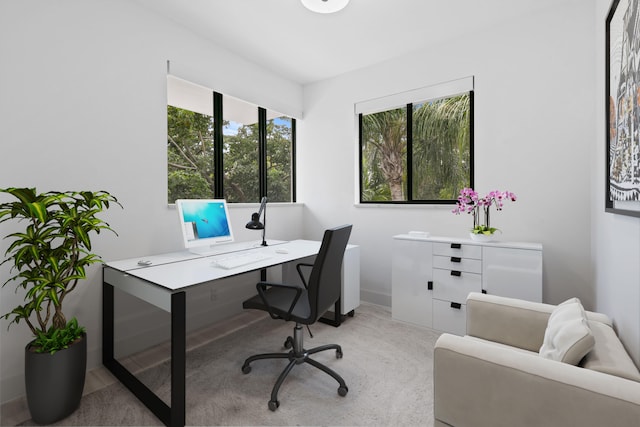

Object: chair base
[241,323,348,411]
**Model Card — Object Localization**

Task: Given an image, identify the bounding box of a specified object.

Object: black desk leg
[102,278,187,427]
[102,281,114,365]
[171,292,186,427]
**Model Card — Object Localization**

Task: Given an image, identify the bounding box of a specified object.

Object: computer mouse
[275,249,288,254]
[137,260,152,266]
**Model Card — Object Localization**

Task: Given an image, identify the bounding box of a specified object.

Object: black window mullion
[358,113,364,203]
[291,118,297,203]
[469,91,475,191]
[406,103,413,202]
[258,107,267,199]
[213,91,224,198]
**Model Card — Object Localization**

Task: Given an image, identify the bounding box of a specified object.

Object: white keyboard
[210,251,272,269]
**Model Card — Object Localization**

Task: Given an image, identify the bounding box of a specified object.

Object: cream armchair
[433,292,640,427]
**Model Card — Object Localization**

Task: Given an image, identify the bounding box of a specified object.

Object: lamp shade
[246,212,264,230]
[300,0,350,14]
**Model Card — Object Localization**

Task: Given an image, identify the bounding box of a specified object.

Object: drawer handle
[428,281,433,290]
[450,270,462,277]
[450,302,462,309]
[450,243,462,249]
[450,257,461,263]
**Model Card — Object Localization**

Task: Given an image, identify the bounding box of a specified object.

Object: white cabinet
[391,239,433,327]
[483,246,542,302]
[392,235,542,335]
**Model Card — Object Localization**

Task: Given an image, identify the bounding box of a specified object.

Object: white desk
[102,240,326,427]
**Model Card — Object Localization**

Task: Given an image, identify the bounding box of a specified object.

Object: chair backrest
[306,224,352,323]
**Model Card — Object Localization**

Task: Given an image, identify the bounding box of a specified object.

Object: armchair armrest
[434,333,640,427]
[466,292,553,351]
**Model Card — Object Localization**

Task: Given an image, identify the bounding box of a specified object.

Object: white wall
[0,0,303,404]
[592,0,640,365]
[300,0,596,308]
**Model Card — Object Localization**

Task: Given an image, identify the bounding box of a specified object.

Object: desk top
[104,240,321,291]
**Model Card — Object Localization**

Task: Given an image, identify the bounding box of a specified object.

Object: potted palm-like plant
[0,187,120,424]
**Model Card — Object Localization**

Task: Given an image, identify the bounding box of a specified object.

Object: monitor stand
[189,245,229,257]
[188,240,263,257]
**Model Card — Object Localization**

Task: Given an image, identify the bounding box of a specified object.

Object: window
[167,76,295,204]
[167,105,215,202]
[266,116,294,202]
[358,78,474,204]
[222,96,259,203]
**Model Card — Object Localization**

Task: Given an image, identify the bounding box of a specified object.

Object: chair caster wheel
[268,400,280,411]
[338,386,348,397]
[336,349,343,359]
[242,364,251,374]
[284,336,293,349]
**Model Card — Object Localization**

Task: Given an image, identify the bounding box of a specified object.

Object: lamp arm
[256,196,267,217]
[261,201,267,246]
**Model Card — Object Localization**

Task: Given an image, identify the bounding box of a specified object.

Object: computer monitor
[175,199,234,255]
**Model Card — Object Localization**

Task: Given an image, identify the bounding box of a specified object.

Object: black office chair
[241,224,352,411]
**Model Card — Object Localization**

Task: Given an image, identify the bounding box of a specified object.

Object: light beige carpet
[21,303,440,426]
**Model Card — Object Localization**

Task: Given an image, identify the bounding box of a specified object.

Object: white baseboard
[360,289,391,307]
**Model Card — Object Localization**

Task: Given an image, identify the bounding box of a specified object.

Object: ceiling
[135,0,563,85]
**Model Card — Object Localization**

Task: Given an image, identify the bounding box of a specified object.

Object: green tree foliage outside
[167,106,293,204]
[167,106,215,203]
[361,93,471,202]
[266,118,293,202]
[222,119,292,203]
[361,107,407,201]
[412,94,471,200]
[223,122,259,203]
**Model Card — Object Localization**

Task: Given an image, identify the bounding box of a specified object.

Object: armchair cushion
[581,320,640,382]
[539,298,594,365]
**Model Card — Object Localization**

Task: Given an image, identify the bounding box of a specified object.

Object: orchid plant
[452,188,517,235]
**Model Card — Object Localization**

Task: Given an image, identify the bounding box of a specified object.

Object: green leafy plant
[32,317,85,355]
[471,225,499,235]
[0,188,121,353]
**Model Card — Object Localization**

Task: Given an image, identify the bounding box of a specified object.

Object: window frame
[358,89,474,205]
[215,94,296,202]
[167,79,296,204]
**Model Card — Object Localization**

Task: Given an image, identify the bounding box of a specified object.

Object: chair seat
[242,285,311,323]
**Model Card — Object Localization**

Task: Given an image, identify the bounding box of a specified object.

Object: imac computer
[176,199,234,255]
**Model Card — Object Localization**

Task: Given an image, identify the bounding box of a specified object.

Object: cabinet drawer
[433,242,482,259]
[433,255,481,274]
[432,268,481,302]
[432,299,467,335]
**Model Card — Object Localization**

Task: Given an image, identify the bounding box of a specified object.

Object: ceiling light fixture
[301,0,350,14]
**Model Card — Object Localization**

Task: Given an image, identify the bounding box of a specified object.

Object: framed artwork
[606,0,640,217]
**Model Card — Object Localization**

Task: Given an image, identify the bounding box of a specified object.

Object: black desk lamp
[246,196,267,246]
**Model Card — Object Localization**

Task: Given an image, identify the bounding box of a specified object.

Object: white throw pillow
[539,298,595,365]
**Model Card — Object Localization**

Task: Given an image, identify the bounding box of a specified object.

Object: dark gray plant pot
[25,333,87,425]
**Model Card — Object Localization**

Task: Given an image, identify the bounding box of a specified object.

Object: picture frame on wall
[606,0,640,217]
